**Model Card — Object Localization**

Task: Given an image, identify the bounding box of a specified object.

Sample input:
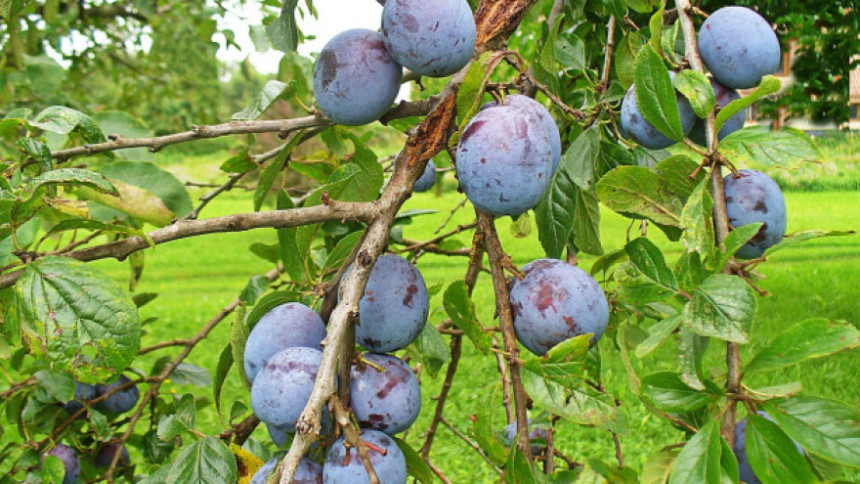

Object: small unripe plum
[503,420,550,454]
[689,78,745,146]
[323,430,407,484]
[620,77,696,150]
[510,259,610,356]
[43,444,80,484]
[698,6,780,89]
[350,353,421,434]
[724,169,787,259]
[95,375,140,414]
[243,302,326,383]
[382,0,476,77]
[251,347,322,431]
[482,95,561,173]
[413,160,437,192]
[313,29,403,126]
[252,457,321,484]
[455,105,554,216]
[347,254,429,353]
[94,443,130,468]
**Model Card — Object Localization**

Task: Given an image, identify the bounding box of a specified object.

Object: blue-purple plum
[350,254,429,353]
[724,169,787,259]
[350,354,420,435]
[95,375,139,414]
[689,78,745,146]
[323,430,406,484]
[381,0,476,77]
[244,302,326,383]
[510,259,610,356]
[620,76,696,150]
[503,421,550,454]
[313,29,403,126]
[62,382,96,415]
[252,457,321,484]
[413,160,437,192]
[93,443,130,468]
[482,95,561,173]
[455,105,554,216]
[43,444,80,484]
[698,7,780,89]
[733,411,804,484]
[251,347,322,432]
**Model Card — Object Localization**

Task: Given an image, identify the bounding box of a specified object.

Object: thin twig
[440,417,504,476]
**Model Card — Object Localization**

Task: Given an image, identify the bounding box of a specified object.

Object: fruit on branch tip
[323,430,407,484]
[724,169,787,259]
[42,444,80,484]
[503,420,550,455]
[350,353,421,435]
[252,457,322,484]
[93,443,130,468]
[95,375,140,414]
[313,29,403,126]
[510,259,610,356]
[381,0,477,77]
[689,77,746,146]
[620,73,696,150]
[251,346,326,432]
[413,160,437,192]
[455,105,554,216]
[243,302,327,383]
[481,94,562,173]
[733,411,804,484]
[342,254,429,353]
[698,6,781,89]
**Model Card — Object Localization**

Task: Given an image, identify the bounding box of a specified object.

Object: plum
[482,95,562,173]
[724,169,787,259]
[313,29,403,126]
[323,430,406,484]
[62,382,97,415]
[620,75,696,150]
[381,0,476,77]
[244,302,326,383]
[503,420,550,454]
[413,160,437,192]
[43,444,80,484]
[252,457,321,484]
[455,105,554,216]
[350,353,421,435]
[698,6,781,89]
[93,443,130,468]
[346,254,429,353]
[689,78,745,146]
[95,375,139,414]
[251,347,322,432]
[733,411,804,484]
[509,259,610,356]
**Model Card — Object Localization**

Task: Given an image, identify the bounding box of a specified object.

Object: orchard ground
[76,134,860,481]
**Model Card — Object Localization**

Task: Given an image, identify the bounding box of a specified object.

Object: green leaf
[642,449,678,484]
[555,35,586,73]
[231,306,251,390]
[627,237,678,290]
[668,420,722,484]
[712,223,763,272]
[504,445,538,484]
[566,127,601,190]
[678,328,708,391]
[764,229,854,256]
[596,166,685,226]
[641,372,715,413]
[715,76,780,132]
[31,106,105,143]
[443,280,491,354]
[213,344,232,420]
[276,191,307,283]
[588,458,639,483]
[406,323,450,379]
[220,150,257,173]
[572,187,603,255]
[232,80,288,120]
[615,31,642,88]
[266,0,299,53]
[655,155,706,200]
[673,71,716,119]
[14,256,140,384]
[683,274,756,344]
[718,437,739,483]
[540,15,565,72]
[747,413,816,484]
[535,156,577,259]
[254,131,303,211]
[34,370,75,403]
[323,231,363,271]
[41,455,66,484]
[472,404,508,466]
[522,334,590,388]
[765,396,860,467]
[94,111,154,161]
[98,161,193,219]
[522,371,617,427]
[165,436,237,484]
[746,318,860,374]
[649,6,665,57]
[27,168,118,197]
[719,127,820,168]
[239,275,270,305]
[681,178,715,257]
[635,44,684,141]
[168,363,211,387]
[80,180,175,226]
[157,393,197,441]
[456,52,495,127]
[392,436,435,483]
[636,315,682,358]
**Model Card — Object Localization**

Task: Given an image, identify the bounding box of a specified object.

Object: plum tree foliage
[0,0,858,483]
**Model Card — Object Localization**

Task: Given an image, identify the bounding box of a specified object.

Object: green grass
[81,178,859,482]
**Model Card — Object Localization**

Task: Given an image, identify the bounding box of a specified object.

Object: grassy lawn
[85,170,858,481]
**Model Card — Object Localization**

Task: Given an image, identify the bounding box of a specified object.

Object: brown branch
[331,398,381,483]
[599,16,617,90]
[496,347,515,425]
[0,377,36,399]
[218,414,261,447]
[396,222,478,254]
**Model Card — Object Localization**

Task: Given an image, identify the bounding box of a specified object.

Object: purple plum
[482,95,561,173]
[350,354,421,435]
[43,444,80,484]
[323,430,406,484]
[251,347,322,432]
[689,77,745,146]
[243,302,326,383]
[95,375,139,415]
[93,443,130,468]
[413,160,437,192]
[724,169,787,259]
[252,457,321,484]
[620,73,696,150]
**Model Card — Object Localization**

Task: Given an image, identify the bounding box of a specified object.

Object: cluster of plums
[313,0,476,126]
[621,6,780,150]
[248,253,429,483]
[42,441,131,484]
